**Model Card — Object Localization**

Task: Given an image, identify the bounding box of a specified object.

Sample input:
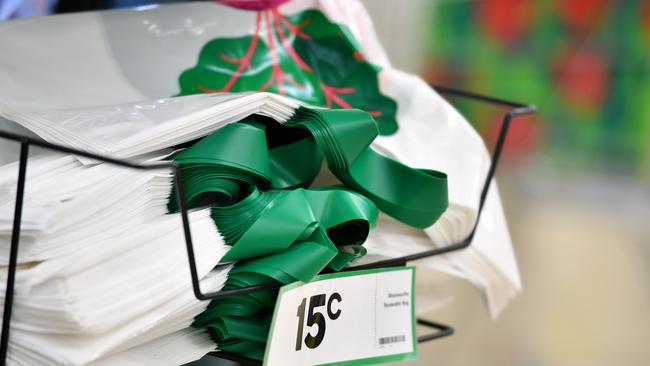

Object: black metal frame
[0,85,534,365]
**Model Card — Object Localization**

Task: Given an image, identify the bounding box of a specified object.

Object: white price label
[264,267,416,365]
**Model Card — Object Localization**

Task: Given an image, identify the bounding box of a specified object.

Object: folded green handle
[171,109,447,227]
[193,187,376,359]
[287,107,448,228]
[168,108,447,359]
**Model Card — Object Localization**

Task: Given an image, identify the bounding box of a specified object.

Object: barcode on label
[378,335,405,345]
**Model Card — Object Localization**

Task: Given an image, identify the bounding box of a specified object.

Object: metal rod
[0,130,171,171]
[173,163,205,301]
[466,106,535,245]
[346,239,471,271]
[0,142,29,365]
[416,318,454,343]
[198,282,282,300]
[431,84,530,109]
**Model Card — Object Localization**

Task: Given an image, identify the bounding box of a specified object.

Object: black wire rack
[0,85,534,366]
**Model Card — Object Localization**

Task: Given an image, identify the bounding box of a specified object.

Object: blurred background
[362,1,650,365]
[2,0,649,365]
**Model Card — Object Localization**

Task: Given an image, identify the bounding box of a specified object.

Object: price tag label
[264,267,417,365]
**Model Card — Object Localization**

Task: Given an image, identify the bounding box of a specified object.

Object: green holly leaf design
[178,8,398,135]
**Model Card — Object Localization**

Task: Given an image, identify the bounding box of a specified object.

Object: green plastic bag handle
[168,108,447,359]
[287,107,448,228]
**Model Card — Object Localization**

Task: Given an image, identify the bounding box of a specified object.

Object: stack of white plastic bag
[0,0,522,364]
[0,154,230,365]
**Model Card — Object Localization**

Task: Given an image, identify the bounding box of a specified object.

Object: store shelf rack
[0,85,535,366]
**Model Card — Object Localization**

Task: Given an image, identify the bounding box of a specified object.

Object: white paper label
[264,267,416,365]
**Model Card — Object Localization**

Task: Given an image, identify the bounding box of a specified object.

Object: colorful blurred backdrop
[422,0,650,177]
[361,0,650,365]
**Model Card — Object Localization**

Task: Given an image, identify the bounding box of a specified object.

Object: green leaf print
[178,8,398,135]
